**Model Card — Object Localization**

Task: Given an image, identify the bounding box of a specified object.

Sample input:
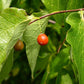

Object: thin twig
[48,20,56,24]
[57,38,66,53]
[29,8,84,24]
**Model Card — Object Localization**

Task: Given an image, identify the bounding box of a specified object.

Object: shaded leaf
[0,49,14,83]
[41,71,48,84]
[56,69,73,84]
[34,53,50,78]
[49,47,70,79]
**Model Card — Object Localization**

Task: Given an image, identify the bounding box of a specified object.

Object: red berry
[37,33,48,45]
[14,40,24,51]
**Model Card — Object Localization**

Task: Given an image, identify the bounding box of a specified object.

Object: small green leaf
[23,17,48,77]
[66,12,84,84]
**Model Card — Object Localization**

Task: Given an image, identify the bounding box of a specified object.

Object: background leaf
[66,12,84,84]
[41,0,67,24]
[0,49,14,83]
[67,0,84,10]
[56,69,73,84]
[49,47,70,79]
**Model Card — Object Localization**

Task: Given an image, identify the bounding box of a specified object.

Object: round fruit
[37,33,48,45]
[14,40,24,51]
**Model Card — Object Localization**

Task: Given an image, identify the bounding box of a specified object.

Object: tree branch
[29,8,84,24]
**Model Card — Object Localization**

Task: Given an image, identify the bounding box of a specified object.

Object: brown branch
[29,8,84,24]
[57,38,66,53]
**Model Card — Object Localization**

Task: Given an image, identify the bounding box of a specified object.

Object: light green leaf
[0,49,14,83]
[0,0,12,12]
[66,12,84,84]
[0,8,29,71]
[42,0,84,24]
[23,17,48,77]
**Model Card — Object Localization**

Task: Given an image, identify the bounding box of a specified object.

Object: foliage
[0,0,84,84]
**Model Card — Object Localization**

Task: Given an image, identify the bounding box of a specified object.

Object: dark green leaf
[56,69,73,84]
[49,47,70,79]
[0,49,14,83]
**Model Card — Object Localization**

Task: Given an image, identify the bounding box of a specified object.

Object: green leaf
[41,71,48,84]
[41,0,67,24]
[56,70,73,84]
[23,17,48,77]
[0,0,12,12]
[66,12,84,84]
[42,0,84,24]
[0,49,14,83]
[31,0,40,10]
[34,52,50,78]
[0,8,29,71]
[67,0,84,10]
[49,47,70,79]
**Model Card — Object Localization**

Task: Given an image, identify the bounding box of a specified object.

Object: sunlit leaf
[0,0,12,12]
[0,8,29,71]
[23,17,48,77]
[66,12,84,84]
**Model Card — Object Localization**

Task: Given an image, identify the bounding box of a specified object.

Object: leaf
[0,49,14,83]
[0,0,12,12]
[31,0,40,10]
[66,12,84,84]
[23,17,48,77]
[41,0,67,24]
[34,52,50,78]
[42,0,84,24]
[49,47,70,79]
[67,0,84,10]
[0,8,29,71]
[41,71,48,84]
[56,70,73,84]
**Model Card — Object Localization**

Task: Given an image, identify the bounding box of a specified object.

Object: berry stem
[29,8,84,24]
